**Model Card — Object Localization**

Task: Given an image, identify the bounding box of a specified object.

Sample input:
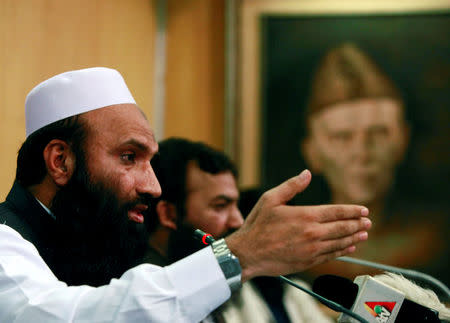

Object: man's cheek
[311,144,333,173]
[113,175,135,199]
[320,151,347,176]
[373,145,398,168]
[201,212,224,237]
[318,139,350,164]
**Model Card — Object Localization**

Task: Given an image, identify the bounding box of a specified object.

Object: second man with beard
[144,137,333,323]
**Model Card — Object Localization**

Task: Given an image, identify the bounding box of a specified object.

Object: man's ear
[301,136,323,173]
[43,139,75,187]
[156,200,178,230]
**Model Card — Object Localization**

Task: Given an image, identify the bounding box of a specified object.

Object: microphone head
[313,275,359,309]
[313,274,443,322]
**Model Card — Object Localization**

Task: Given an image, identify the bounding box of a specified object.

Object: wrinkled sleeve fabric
[0,224,231,322]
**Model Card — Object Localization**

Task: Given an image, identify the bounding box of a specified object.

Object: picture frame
[234,0,450,198]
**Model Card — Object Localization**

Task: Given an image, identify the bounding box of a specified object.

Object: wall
[0,0,227,200]
[0,0,156,199]
[165,0,225,149]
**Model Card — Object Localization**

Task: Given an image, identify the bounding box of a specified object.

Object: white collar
[35,198,55,219]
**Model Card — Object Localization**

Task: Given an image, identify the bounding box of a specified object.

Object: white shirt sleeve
[0,224,231,322]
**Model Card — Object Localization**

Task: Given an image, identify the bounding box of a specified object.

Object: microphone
[337,256,450,301]
[313,275,441,322]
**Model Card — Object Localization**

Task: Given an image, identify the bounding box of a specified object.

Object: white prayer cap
[25,67,136,137]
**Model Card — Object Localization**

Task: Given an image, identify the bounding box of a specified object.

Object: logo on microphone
[364,302,396,323]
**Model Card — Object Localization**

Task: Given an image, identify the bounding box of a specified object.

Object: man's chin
[348,190,378,205]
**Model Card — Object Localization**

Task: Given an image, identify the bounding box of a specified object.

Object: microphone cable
[193,229,369,323]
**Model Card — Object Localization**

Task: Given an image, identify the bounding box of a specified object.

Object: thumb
[267,169,312,206]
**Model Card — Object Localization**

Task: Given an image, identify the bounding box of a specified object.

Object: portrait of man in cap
[254,13,449,293]
[300,43,449,290]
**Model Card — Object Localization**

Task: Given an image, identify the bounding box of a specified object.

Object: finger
[265,169,312,206]
[319,218,372,240]
[316,204,370,223]
[311,245,358,268]
[316,230,369,256]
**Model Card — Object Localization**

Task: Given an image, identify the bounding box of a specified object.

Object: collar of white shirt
[35,198,55,219]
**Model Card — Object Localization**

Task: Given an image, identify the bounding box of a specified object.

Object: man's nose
[136,163,162,198]
[227,206,244,229]
[351,133,372,163]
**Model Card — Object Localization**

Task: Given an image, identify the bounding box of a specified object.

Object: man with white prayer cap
[0,67,371,322]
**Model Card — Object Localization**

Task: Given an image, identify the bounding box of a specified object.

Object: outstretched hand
[226,169,371,282]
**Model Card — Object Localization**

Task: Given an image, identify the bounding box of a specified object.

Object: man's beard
[50,154,150,287]
[166,211,236,264]
[166,221,203,264]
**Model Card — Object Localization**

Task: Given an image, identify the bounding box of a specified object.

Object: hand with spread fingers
[226,169,371,282]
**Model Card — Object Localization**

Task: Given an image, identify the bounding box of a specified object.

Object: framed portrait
[235,0,450,207]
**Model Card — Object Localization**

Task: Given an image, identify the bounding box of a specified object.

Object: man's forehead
[83,103,149,129]
[311,98,403,130]
[82,103,156,145]
[185,162,238,195]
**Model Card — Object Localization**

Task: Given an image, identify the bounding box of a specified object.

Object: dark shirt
[0,181,59,272]
[142,246,169,267]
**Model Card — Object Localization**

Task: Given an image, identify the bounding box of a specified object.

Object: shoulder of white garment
[283,277,335,323]
[0,224,231,323]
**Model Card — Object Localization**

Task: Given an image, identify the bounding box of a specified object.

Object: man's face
[183,162,243,238]
[49,104,162,285]
[166,162,243,263]
[82,104,162,224]
[304,98,408,204]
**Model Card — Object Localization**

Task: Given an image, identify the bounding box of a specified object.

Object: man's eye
[120,153,136,162]
[212,203,228,210]
[369,126,389,139]
[330,132,352,143]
